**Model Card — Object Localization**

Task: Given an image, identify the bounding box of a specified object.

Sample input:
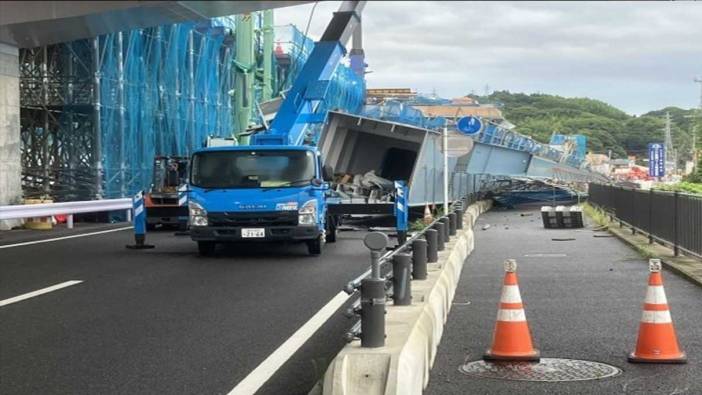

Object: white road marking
[0,226,132,250]
[0,280,83,307]
[228,291,351,395]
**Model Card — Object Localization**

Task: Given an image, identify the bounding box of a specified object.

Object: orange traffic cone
[423,203,433,224]
[628,259,686,364]
[484,259,540,362]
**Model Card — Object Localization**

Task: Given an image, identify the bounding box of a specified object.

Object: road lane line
[0,280,83,307]
[228,291,351,395]
[0,226,132,250]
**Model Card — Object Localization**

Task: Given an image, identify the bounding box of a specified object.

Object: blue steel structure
[355,100,603,182]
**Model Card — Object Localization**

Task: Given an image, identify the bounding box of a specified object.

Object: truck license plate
[242,228,265,238]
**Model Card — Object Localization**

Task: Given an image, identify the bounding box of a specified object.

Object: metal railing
[341,193,478,347]
[0,198,133,228]
[588,183,702,259]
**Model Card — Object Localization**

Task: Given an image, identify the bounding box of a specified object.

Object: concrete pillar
[0,43,22,230]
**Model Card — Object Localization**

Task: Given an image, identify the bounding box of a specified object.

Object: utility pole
[663,112,676,176]
[690,77,702,174]
[234,13,255,142]
[443,119,449,215]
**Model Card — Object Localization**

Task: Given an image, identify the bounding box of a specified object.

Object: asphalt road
[427,209,702,394]
[0,225,369,394]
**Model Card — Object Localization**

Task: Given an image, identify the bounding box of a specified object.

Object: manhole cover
[459,358,621,382]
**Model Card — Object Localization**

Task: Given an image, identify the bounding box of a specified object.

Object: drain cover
[459,358,621,382]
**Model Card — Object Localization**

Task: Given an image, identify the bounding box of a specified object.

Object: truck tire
[198,241,216,256]
[307,236,322,256]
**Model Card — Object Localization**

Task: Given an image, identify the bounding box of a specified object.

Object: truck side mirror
[322,165,334,182]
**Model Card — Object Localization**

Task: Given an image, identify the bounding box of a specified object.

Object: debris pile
[333,170,396,202]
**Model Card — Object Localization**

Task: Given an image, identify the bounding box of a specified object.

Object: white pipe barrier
[0,198,133,229]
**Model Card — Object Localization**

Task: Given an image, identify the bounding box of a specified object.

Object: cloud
[275,1,702,115]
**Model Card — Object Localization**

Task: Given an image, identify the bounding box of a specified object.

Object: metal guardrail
[341,193,477,347]
[0,198,132,228]
[588,183,702,259]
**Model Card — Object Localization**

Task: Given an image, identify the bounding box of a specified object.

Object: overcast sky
[274,1,702,115]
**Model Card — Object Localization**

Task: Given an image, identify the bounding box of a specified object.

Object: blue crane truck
[186,1,477,256]
[188,2,365,256]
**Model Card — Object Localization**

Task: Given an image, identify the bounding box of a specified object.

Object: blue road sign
[456,116,482,136]
[648,143,665,177]
[394,181,408,232]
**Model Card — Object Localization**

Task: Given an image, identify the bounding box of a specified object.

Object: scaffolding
[19,17,365,201]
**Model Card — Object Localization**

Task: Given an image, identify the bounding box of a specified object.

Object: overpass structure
[0,1,602,226]
[3,3,700,395]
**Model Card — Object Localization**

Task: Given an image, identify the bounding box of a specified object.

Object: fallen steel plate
[459,358,622,382]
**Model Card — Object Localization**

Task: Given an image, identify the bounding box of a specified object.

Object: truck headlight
[189,201,208,226]
[298,199,317,225]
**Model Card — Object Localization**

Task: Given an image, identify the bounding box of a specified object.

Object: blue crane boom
[251,1,366,146]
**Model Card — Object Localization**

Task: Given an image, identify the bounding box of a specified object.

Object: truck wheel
[307,236,322,256]
[198,241,216,256]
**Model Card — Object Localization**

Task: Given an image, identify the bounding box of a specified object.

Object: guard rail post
[448,212,457,236]
[440,217,451,242]
[67,214,74,229]
[434,222,445,251]
[126,191,155,250]
[392,253,412,306]
[412,238,428,280]
[425,229,438,263]
[455,208,464,230]
[361,232,388,348]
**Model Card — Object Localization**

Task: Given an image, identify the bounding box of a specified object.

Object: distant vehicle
[145,156,189,230]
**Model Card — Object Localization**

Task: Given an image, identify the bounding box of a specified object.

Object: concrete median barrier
[321,200,492,395]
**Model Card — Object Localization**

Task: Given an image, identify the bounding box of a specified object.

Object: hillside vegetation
[470,91,700,162]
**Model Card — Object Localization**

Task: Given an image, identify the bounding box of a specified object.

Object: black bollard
[392,253,412,306]
[448,213,457,236]
[440,217,450,242]
[412,239,428,279]
[434,222,445,251]
[425,229,439,263]
[455,208,464,230]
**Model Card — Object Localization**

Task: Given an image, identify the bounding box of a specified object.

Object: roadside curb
[584,208,702,288]
[320,200,492,395]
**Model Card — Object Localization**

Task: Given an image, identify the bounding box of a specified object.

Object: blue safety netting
[97,19,235,198]
[93,21,364,198]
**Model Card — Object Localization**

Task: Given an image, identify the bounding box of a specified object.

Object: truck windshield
[190,150,316,189]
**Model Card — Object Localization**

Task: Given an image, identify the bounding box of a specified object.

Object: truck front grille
[208,211,298,227]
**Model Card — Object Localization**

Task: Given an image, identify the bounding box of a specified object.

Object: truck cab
[187,145,336,256]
